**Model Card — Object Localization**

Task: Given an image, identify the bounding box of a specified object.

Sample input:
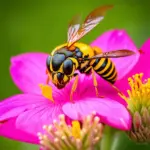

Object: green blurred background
[0,0,150,149]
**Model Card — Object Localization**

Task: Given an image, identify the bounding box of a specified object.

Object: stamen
[38,114,104,150]
[119,73,150,142]
[39,84,54,103]
[71,121,81,139]
[119,73,150,111]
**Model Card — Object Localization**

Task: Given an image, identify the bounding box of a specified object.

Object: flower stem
[100,126,117,150]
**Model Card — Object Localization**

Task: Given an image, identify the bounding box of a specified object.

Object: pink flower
[115,38,150,97]
[0,29,141,144]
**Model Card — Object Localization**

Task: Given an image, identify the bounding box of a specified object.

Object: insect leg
[46,69,51,84]
[70,74,79,102]
[46,76,50,84]
[91,68,103,98]
[108,82,124,96]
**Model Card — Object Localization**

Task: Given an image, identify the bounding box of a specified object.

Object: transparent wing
[79,5,113,38]
[67,5,113,47]
[67,15,81,46]
[86,50,135,60]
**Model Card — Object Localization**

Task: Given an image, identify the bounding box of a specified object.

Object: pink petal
[63,98,131,130]
[10,52,49,94]
[114,39,150,96]
[97,77,127,105]
[0,94,50,120]
[0,118,38,144]
[0,94,63,136]
[129,39,150,79]
[91,29,140,80]
[50,72,95,104]
[16,103,63,135]
[61,73,94,101]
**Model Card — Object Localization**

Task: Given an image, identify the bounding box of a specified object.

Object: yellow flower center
[119,73,150,114]
[71,121,81,139]
[39,84,54,103]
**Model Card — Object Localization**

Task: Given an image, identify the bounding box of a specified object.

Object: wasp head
[52,72,70,89]
[46,53,78,89]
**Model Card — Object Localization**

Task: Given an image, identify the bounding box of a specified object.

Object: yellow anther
[120,73,150,111]
[71,121,81,139]
[39,84,54,103]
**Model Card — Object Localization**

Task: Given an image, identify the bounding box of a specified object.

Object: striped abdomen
[90,58,117,84]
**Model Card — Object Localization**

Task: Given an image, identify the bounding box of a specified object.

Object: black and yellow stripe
[79,61,92,74]
[90,58,117,84]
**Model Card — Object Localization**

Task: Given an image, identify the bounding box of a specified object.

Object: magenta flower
[114,38,150,96]
[0,29,140,144]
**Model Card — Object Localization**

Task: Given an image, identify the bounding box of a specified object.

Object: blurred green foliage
[0,0,150,149]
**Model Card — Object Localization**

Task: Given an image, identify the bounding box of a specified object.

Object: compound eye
[63,59,73,75]
[52,54,65,71]
[46,55,52,72]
